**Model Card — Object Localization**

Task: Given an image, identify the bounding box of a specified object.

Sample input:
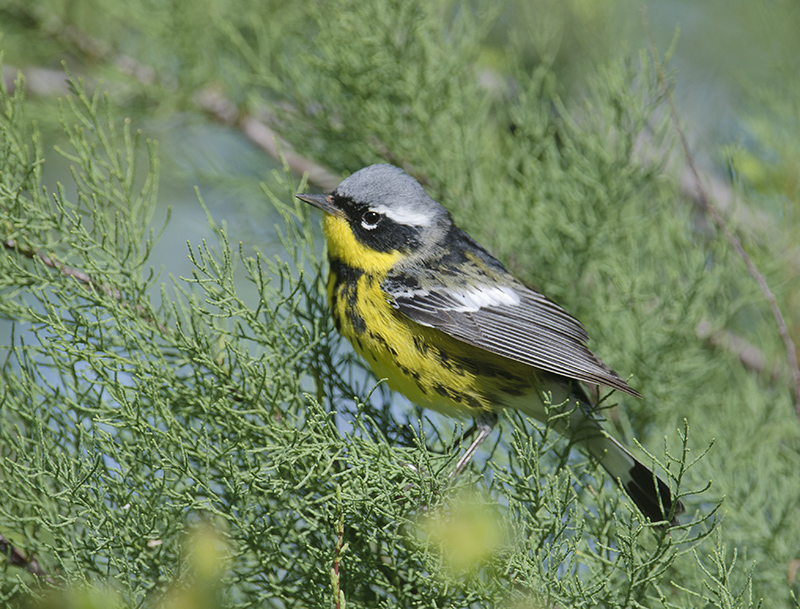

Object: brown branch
[4,239,120,299]
[194,88,340,191]
[643,10,800,420]
[695,320,782,381]
[2,65,70,96]
[0,534,51,582]
[331,488,347,609]
[1,61,340,191]
[789,558,800,586]
[4,238,250,404]
[3,239,168,331]
[1,67,340,193]
[3,0,340,193]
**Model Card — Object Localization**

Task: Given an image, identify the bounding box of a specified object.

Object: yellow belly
[328,268,540,418]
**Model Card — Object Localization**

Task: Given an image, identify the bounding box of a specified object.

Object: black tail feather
[624,460,684,526]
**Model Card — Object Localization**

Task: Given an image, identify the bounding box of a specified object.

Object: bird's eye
[361,210,382,230]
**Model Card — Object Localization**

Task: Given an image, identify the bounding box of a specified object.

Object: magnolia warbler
[297,164,682,525]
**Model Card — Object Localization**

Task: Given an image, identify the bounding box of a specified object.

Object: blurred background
[1,0,798,281]
[2,1,799,607]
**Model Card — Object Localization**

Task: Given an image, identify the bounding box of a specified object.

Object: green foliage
[1,1,799,608]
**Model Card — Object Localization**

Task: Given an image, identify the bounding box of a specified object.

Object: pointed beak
[295,193,344,218]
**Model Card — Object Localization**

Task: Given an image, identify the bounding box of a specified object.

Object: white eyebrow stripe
[449,286,520,312]
[372,204,432,227]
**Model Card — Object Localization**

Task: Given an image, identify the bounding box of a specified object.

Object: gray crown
[336,164,451,229]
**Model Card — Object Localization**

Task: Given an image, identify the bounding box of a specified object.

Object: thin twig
[643,9,800,420]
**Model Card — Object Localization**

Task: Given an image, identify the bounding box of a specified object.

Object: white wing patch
[449,286,520,312]
[384,283,521,317]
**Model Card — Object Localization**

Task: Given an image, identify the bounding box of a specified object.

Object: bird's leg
[447,419,480,450]
[451,412,498,478]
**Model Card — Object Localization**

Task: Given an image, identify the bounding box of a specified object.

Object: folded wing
[383,254,639,397]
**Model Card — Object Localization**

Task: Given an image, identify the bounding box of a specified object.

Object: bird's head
[297,164,452,271]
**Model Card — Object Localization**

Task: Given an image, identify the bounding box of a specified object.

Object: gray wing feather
[383,274,639,397]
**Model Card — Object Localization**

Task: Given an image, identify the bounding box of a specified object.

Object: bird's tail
[581,431,683,526]
[512,385,683,525]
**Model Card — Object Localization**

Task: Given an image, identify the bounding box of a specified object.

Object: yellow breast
[327,261,536,418]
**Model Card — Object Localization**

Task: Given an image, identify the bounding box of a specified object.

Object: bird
[296,163,683,525]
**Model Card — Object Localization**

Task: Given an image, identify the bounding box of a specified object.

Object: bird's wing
[382,263,640,398]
